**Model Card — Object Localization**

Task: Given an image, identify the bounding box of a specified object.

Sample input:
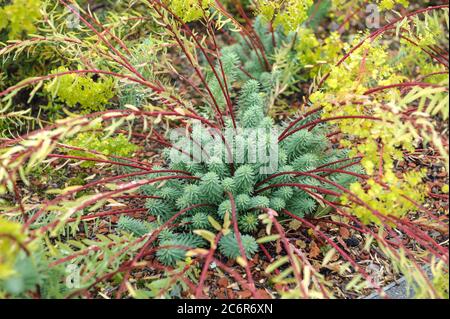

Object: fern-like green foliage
[45,67,115,113]
[0,0,42,39]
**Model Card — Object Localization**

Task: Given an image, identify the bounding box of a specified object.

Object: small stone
[344,237,360,247]
[319,267,333,276]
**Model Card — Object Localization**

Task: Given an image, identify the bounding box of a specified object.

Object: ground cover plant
[0,0,448,299]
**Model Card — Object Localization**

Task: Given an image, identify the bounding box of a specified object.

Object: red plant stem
[0,69,161,98]
[428,43,449,60]
[157,261,197,297]
[264,209,309,298]
[57,143,153,169]
[314,188,446,259]
[299,172,449,260]
[318,163,364,179]
[47,154,154,171]
[307,0,323,25]
[418,71,449,81]
[317,156,363,170]
[149,1,226,127]
[65,259,188,299]
[76,175,197,212]
[317,5,450,89]
[389,216,449,260]
[0,69,187,119]
[117,127,201,162]
[279,115,384,142]
[425,44,449,64]
[255,168,367,189]
[324,196,441,270]
[76,208,146,223]
[211,258,259,294]
[239,65,257,80]
[289,244,331,299]
[12,178,27,223]
[25,170,162,228]
[174,72,209,107]
[256,182,342,197]
[224,1,270,70]
[385,193,448,229]
[115,203,212,298]
[195,232,223,298]
[259,243,274,263]
[40,208,148,233]
[258,163,447,261]
[59,0,146,82]
[278,106,324,140]
[0,108,217,148]
[27,175,198,231]
[114,195,161,200]
[269,21,276,48]
[49,234,147,268]
[364,82,448,95]
[399,34,449,68]
[283,210,386,297]
[327,130,341,138]
[428,193,449,200]
[313,167,365,179]
[80,5,133,56]
[306,192,417,261]
[310,217,372,237]
[227,192,258,297]
[337,8,362,33]
[207,22,237,129]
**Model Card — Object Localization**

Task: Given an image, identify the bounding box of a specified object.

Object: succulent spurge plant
[130,73,360,265]
[0,0,448,299]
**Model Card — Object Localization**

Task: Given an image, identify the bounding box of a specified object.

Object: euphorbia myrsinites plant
[0,0,448,299]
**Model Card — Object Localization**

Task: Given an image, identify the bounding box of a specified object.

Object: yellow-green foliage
[256,0,313,33]
[66,131,139,168]
[0,0,42,39]
[432,267,449,299]
[377,0,409,10]
[45,67,115,114]
[319,37,406,95]
[164,0,212,22]
[396,10,448,82]
[342,171,427,224]
[331,0,409,12]
[0,217,27,280]
[296,28,343,77]
[309,31,442,224]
